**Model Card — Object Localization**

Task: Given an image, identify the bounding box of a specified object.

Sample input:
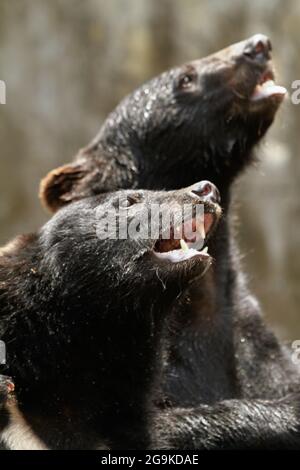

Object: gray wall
[0,0,299,339]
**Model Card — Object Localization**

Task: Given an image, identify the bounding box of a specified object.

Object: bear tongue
[154,245,209,264]
[251,80,287,101]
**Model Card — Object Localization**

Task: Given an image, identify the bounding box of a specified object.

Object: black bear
[38,33,300,447]
[40,34,286,208]
[0,183,223,449]
[1,185,300,450]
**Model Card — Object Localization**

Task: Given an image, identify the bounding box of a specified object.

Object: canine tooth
[201,246,209,255]
[180,239,189,252]
[199,221,205,239]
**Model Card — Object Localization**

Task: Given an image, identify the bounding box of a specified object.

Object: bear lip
[153,206,218,264]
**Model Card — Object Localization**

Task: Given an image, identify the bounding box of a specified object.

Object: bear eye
[119,195,141,208]
[177,70,197,90]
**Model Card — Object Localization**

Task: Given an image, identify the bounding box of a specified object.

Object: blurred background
[0,0,299,339]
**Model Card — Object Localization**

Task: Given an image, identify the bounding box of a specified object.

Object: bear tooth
[199,221,205,240]
[180,239,189,252]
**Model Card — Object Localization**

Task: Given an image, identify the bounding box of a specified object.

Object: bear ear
[39,162,88,213]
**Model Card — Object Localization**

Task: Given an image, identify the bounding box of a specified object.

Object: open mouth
[153,205,218,264]
[250,69,286,102]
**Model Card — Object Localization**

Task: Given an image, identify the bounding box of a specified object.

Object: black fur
[39,35,300,448]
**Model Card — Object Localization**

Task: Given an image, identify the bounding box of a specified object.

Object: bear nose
[243,34,272,62]
[190,181,220,204]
